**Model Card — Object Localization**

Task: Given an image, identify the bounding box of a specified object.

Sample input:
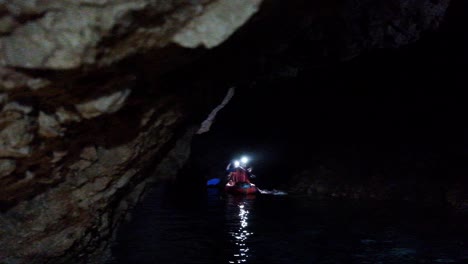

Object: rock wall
[0,0,262,263]
[0,0,262,69]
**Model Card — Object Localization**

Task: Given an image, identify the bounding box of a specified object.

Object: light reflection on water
[109,186,468,264]
[226,195,255,264]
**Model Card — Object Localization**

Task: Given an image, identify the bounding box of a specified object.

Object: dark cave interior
[174,0,468,201]
[110,1,468,263]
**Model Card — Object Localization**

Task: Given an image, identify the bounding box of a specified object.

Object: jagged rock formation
[0,0,452,263]
[0,1,262,263]
[0,0,262,69]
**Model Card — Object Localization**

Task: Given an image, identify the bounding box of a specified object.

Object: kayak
[224,182,258,195]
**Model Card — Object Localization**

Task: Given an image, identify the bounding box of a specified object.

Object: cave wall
[0,1,263,263]
[0,0,453,263]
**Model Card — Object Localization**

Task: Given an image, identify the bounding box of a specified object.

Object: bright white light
[234,161,240,167]
[240,156,249,164]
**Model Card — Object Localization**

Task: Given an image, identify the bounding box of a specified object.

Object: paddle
[206,178,221,186]
[255,186,266,194]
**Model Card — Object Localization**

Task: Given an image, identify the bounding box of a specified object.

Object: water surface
[109,185,468,264]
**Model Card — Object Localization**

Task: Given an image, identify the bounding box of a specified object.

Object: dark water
[108,186,468,264]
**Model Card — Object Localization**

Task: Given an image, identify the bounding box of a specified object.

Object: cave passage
[167,0,468,197]
[108,0,468,262]
[108,23,468,262]
[185,37,467,194]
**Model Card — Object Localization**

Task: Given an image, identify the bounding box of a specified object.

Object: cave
[0,0,467,263]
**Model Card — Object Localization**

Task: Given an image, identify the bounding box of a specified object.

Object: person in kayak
[226,159,252,184]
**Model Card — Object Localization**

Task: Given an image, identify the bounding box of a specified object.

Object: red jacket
[229,168,250,183]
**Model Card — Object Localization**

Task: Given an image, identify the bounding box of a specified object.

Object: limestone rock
[0,16,16,35]
[197,87,235,134]
[2,102,33,114]
[0,67,50,91]
[75,89,131,119]
[51,150,68,163]
[0,0,227,69]
[55,107,81,124]
[80,146,98,162]
[173,0,263,48]
[38,111,63,138]
[0,93,7,105]
[0,117,33,158]
[0,159,16,178]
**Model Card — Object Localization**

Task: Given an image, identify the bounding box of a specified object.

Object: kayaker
[240,157,255,179]
[226,160,252,184]
[226,161,239,173]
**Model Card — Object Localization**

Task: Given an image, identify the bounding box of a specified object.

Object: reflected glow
[228,201,253,263]
[234,161,240,167]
